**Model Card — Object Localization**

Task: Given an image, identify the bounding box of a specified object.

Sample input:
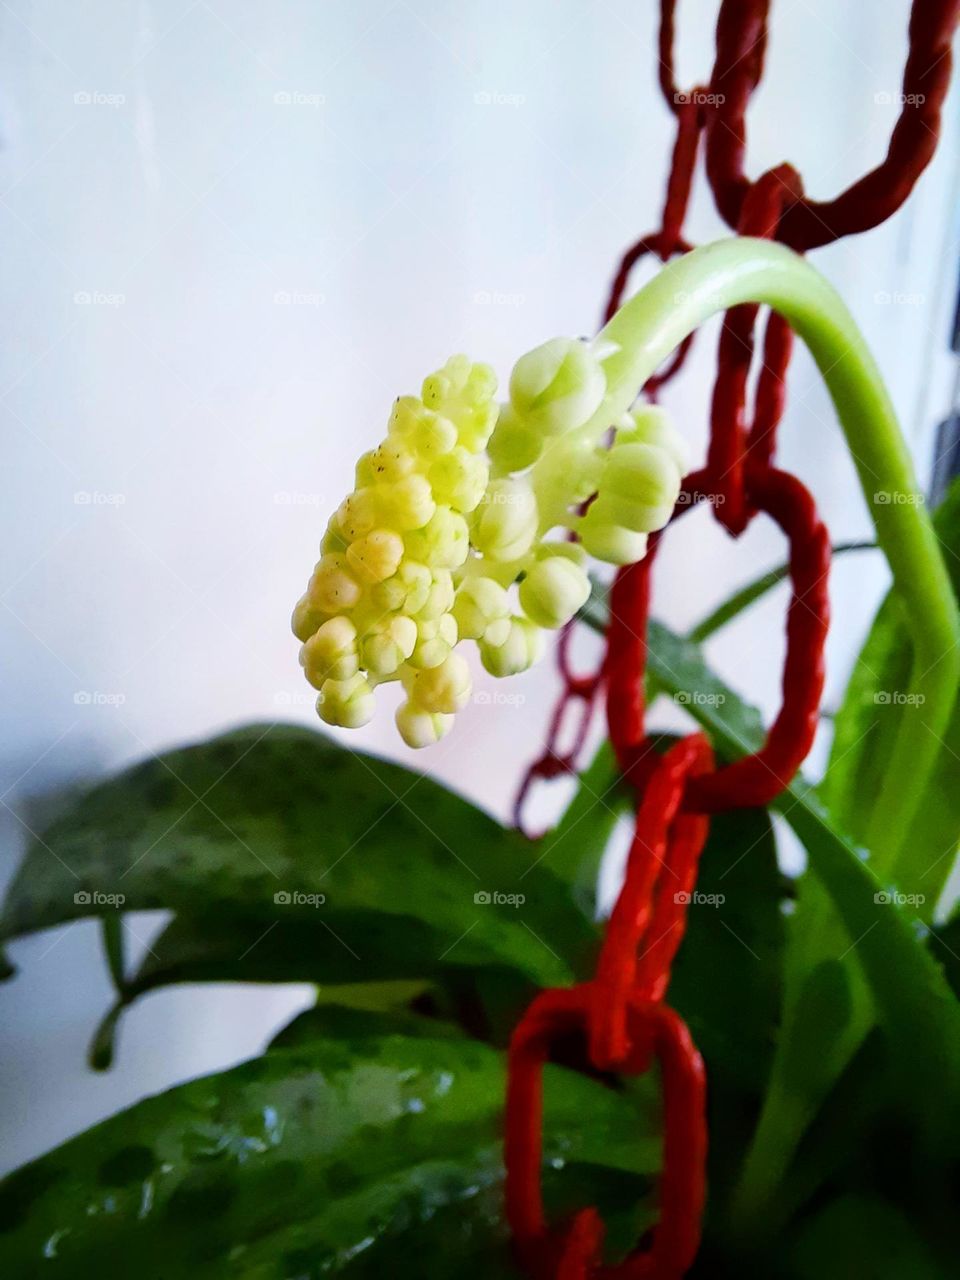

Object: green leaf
[667,807,783,1092]
[823,478,960,906]
[788,1194,948,1280]
[1,725,598,996]
[666,807,785,1193]
[0,1032,660,1277]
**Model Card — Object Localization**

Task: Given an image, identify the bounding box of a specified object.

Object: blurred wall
[1,0,958,1172]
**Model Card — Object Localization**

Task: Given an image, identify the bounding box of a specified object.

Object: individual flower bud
[429,447,489,513]
[418,568,456,620]
[578,501,649,565]
[408,613,458,669]
[291,594,328,643]
[308,554,363,613]
[371,439,416,482]
[600,442,681,532]
[336,488,379,541]
[456,398,499,453]
[472,478,538,563]
[616,405,688,476]
[452,577,511,640]
[372,558,432,615]
[346,529,405,584]
[404,651,472,714]
[320,516,348,556]
[354,451,377,487]
[301,616,359,687]
[487,405,543,474]
[380,474,436,532]
[404,506,469,569]
[409,410,458,460]
[519,555,591,629]
[479,616,544,677]
[482,615,512,647]
[395,701,454,748]
[361,614,418,677]
[389,395,425,438]
[509,337,606,437]
[317,673,375,729]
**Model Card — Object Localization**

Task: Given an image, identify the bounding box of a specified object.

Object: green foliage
[0,1029,658,1277]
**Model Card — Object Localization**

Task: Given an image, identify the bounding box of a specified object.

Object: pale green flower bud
[509,338,606,437]
[371,559,432,615]
[404,506,469,569]
[487,405,543,474]
[395,701,454,748]
[336,488,379,541]
[388,395,425,438]
[320,516,348,556]
[600,441,681,532]
[452,577,511,641]
[317,673,375,729]
[300,616,359,687]
[418,569,456,620]
[472,478,538,563]
[361,614,418,677]
[616,405,688,476]
[519,555,591,629]
[578,501,649,565]
[371,439,416,482]
[346,529,405,584]
[408,613,458,669]
[404,651,472,714]
[291,594,328,643]
[354,451,377,488]
[479,616,544,677]
[380,474,436,532]
[308,555,363,613]
[429,447,489,513]
[409,411,458,460]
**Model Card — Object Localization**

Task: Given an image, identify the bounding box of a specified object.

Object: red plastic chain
[507,3,958,1275]
[506,737,713,1279]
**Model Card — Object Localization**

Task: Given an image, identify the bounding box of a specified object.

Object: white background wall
[1,0,958,1173]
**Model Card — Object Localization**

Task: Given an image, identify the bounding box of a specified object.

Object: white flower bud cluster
[293,341,687,747]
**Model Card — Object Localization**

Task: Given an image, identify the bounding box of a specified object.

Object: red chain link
[507,3,958,1275]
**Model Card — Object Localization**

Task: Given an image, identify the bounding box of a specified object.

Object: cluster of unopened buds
[292,338,687,747]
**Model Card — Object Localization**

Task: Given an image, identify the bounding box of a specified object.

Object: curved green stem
[534,237,959,873]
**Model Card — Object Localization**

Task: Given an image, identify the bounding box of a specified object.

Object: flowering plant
[2,233,960,1278]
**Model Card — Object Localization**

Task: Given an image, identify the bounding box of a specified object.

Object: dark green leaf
[0,1032,659,1277]
[1,726,597,994]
